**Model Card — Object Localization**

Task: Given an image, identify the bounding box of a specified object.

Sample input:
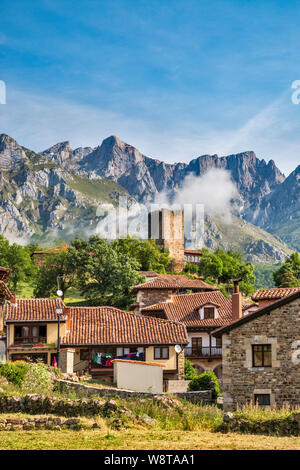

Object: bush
[184,359,198,380]
[188,371,220,398]
[22,362,54,394]
[0,361,29,386]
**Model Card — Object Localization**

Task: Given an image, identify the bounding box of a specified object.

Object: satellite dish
[174,344,182,354]
[57,290,63,298]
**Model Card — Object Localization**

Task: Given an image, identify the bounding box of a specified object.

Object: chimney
[231,278,242,321]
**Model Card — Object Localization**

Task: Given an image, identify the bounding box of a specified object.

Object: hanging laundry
[52,356,57,367]
[97,352,102,364]
[106,357,113,367]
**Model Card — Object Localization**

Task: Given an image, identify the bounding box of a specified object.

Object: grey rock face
[41,141,93,167]
[0,133,298,258]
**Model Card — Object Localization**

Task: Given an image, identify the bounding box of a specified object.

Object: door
[192,337,202,356]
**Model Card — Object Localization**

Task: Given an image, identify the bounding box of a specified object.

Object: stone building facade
[214,292,300,410]
[148,209,185,271]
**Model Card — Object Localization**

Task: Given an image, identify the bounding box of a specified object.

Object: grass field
[1,428,300,450]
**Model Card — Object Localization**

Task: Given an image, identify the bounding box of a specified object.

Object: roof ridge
[214,290,300,337]
[67,304,187,328]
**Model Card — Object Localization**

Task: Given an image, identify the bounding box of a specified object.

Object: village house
[0,267,17,362]
[31,244,69,266]
[131,273,218,313]
[3,298,188,383]
[139,282,252,379]
[213,290,300,410]
[184,249,203,265]
[252,286,300,309]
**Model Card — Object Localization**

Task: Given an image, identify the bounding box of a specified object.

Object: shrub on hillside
[0,361,29,386]
[188,371,220,398]
[184,359,198,380]
[22,362,54,394]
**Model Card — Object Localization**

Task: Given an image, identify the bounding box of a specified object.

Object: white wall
[188,332,217,347]
[113,360,164,393]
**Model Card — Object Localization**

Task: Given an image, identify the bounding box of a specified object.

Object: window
[154,347,169,360]
[252,344,272,367]
[14,324,47,344]
[254,394,271,407]
[80,349,89,361]
[216,337,222,348]
[203,307,215,319]
[192,337,202,353]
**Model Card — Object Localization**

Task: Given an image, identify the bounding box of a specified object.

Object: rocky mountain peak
[0,134,28,168]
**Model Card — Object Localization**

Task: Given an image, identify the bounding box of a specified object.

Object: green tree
[66,236,143,308]
[188,370,220,398]
[197,247,255,295]
[184,358,198,380]
[33,250,76,299]
[198,251,223,282]
[112,237,171,273]
[273,252,300,287]
[0,235,36,292]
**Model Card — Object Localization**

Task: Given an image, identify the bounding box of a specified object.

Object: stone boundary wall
[0,394,109,417]
[56,379,213,404]
[0,416,82,431]
[218,411,300,436]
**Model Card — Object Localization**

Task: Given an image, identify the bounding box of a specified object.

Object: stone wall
[148,209,185,272]
[0,416,82,431]
[166,380,190,393]
[222,297,300,410]
[137,288,175,310]
[56,379,213,404]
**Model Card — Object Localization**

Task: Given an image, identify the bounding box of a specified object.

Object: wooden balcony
[12,336,47,346]
[184,346,222,359]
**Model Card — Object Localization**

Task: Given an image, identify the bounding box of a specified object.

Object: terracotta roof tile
[0,267,12,283]
[184,249,202,255]
[32,244,69,255]
[6,298,65,322]
[0,281,14,303]
[141,291,233,328]
[132,274,216,293]
[252,287,300,301]
[62,306,188,346]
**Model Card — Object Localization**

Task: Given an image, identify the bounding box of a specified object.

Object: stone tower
[148,209,185,272]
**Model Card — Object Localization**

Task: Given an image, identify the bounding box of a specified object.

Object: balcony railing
[185,347,222,358]
[14,336,47,345]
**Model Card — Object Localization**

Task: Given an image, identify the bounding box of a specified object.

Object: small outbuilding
[113,359,165,394]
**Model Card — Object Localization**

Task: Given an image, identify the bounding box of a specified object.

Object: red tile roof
[32,244,69,255]
[139,271,157,277]
[252,287,300,301]
[214,290,300,337]
[6,298,65,322]
[0,281,14,303]
[0,266,12,282]
[132,274,216,293]
[184,249,202,255]
[141,291,233,328]
[62,306,188,346]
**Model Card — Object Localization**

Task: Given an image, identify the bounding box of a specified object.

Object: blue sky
[1,0,300,174]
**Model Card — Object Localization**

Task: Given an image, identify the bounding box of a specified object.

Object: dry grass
[1,428,300,450]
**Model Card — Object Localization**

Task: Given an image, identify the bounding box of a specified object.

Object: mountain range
[0,133,298,263]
